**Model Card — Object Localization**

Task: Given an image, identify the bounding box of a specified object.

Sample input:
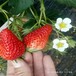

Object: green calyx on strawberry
[23,24,52,52]
[0,28,25,60]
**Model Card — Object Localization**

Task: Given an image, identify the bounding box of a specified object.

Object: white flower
[55,18,72,32]
[53,39,69,52]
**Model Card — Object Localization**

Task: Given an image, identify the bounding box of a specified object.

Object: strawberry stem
[29,0,47,26]
[47,18,55,25]
[0,0,9,8]
[0,0,9,20]
[41,0,46,21]
[20,11,25,17]
[30,8,37,20]
[38,0,47,26]
[53,28,65,38]
[30,23,38,30]
[38,12,43,26]
[0,8,8,20]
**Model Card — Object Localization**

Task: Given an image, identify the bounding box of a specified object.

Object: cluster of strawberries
[0,24,52,60]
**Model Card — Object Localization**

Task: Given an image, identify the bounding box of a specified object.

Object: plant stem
[0,0,9,20]
[38,0,47,26]
[1,9,8,20]
[0,0,9,8]
[38,12,42,26]
[47,18,55,25]
[21,11,25,17]
[41,0,46,21]
[53,28,65,38]
[43,10,46,21]
[30,23,38,30]
[30,8,38,22]
[53,28,59,38]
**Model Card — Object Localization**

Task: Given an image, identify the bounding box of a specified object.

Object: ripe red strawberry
[0,28,25,60]
[23,24,52,52]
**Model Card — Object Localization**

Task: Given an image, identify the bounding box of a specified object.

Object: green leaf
[8,0,34,14]
[54,0,76,8]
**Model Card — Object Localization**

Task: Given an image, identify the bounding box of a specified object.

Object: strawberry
[23,24,52,52]
[0,28,25,60]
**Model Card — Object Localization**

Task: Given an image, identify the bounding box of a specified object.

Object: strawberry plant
[0,0,76,76]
